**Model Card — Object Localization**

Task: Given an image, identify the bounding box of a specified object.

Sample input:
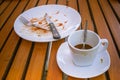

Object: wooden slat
[57,0,66,5]
[0,0,3,4]
[0,0,19,29]
[0,0,120,80]
[46,0,68,80]
[45,0,64,80]
[6,0,46,79]
[67,0,95,80]
[119,0,120,3]
[78,1,104,80]
[62,0,84,80]
[67,0,78,10]
[0,0,29,50]
[47,0,56,4]
[109,0,120,21]
[89,0,120,80]
[25,43,48,80]
[78,0,94,31]
[37,0,47,6]
[46,1,68,80]
[99,0,120,54]
[25,0,48,80]
[0,0,30,79]
[23,0,38,10]
[6,40,32,80]
[0,31,20,79]
[46,40,64,80]
[0,0,12,15]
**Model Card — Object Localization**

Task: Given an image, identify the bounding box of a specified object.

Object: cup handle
[99,39,108,51]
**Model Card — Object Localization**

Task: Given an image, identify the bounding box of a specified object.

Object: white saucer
[56,42,110,78]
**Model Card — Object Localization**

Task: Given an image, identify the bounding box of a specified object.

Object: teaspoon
[82,20,88,49]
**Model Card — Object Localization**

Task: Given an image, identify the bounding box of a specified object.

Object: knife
[45,13,61,39]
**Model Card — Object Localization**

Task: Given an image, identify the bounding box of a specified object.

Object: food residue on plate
[100,58,103,63]
[30,18,39,23]
[54,19,58,22]
[56,11,60,14]
[64,21,68,23]
[20,14,68,37]
[58,23,63,27]
[64,14,67,17]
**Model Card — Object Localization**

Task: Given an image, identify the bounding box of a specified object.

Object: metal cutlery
[45,13,61,39]
[19,16,33,26]
[19,16,50,30]
[82,20,88,49]
[19,14,61,39]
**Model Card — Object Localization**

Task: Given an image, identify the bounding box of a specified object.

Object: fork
[19,16,33,26]
[19,16,50,30]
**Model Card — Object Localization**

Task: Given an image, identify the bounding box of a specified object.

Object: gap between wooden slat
[0,0,20,30]
[108,0,120,23]
[98,0,120,57]
[0,0,30,52]
[6,40,32,80]
[0,0,4,5]
[1,38,21,80]
[21,42,34,80]
[0,0,12,15]
[0,30,20,79]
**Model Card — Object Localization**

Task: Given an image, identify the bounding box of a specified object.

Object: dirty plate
[14,5,81,42]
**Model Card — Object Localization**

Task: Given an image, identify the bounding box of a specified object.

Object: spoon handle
[83,20,88,43]
[82,20,88,49]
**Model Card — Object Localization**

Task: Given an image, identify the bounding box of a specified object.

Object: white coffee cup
[68,30,108,66]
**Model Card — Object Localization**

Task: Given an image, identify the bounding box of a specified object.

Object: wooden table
[0,0,120,80]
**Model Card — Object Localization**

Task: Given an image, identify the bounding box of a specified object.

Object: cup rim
[68,30,101,52]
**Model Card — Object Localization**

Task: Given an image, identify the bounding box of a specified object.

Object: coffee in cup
[75,44,92,49]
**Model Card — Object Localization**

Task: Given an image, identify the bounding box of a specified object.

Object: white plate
[56,42,110,78]
[14,5,81,42]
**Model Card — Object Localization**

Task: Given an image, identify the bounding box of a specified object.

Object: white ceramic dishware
[56,42,110,78]
[14,4,81,42]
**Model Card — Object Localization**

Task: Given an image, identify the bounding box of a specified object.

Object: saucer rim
[56,42,110,78]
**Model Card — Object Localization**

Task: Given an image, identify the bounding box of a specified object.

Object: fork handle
[49,23,61,39]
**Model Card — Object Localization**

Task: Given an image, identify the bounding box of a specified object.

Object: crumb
[102,43,106,46]
[31,27,40,31]
[30,18,38,23]
[43,30,49,33]
[56,11,60,14]
[54,19,58,22]
[64,14,67,17]
[62,26,64,30]
[64,21,68,23]
[30,27,40,32]
[39,21,42,24]
[37,34,41,37]
[49,16,52,19]
[100,58,103,63]
[58,23,63,27]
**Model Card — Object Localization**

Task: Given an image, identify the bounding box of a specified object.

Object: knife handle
[49,23,61,39]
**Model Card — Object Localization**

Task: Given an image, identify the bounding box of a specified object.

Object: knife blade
[45,13,61,39]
